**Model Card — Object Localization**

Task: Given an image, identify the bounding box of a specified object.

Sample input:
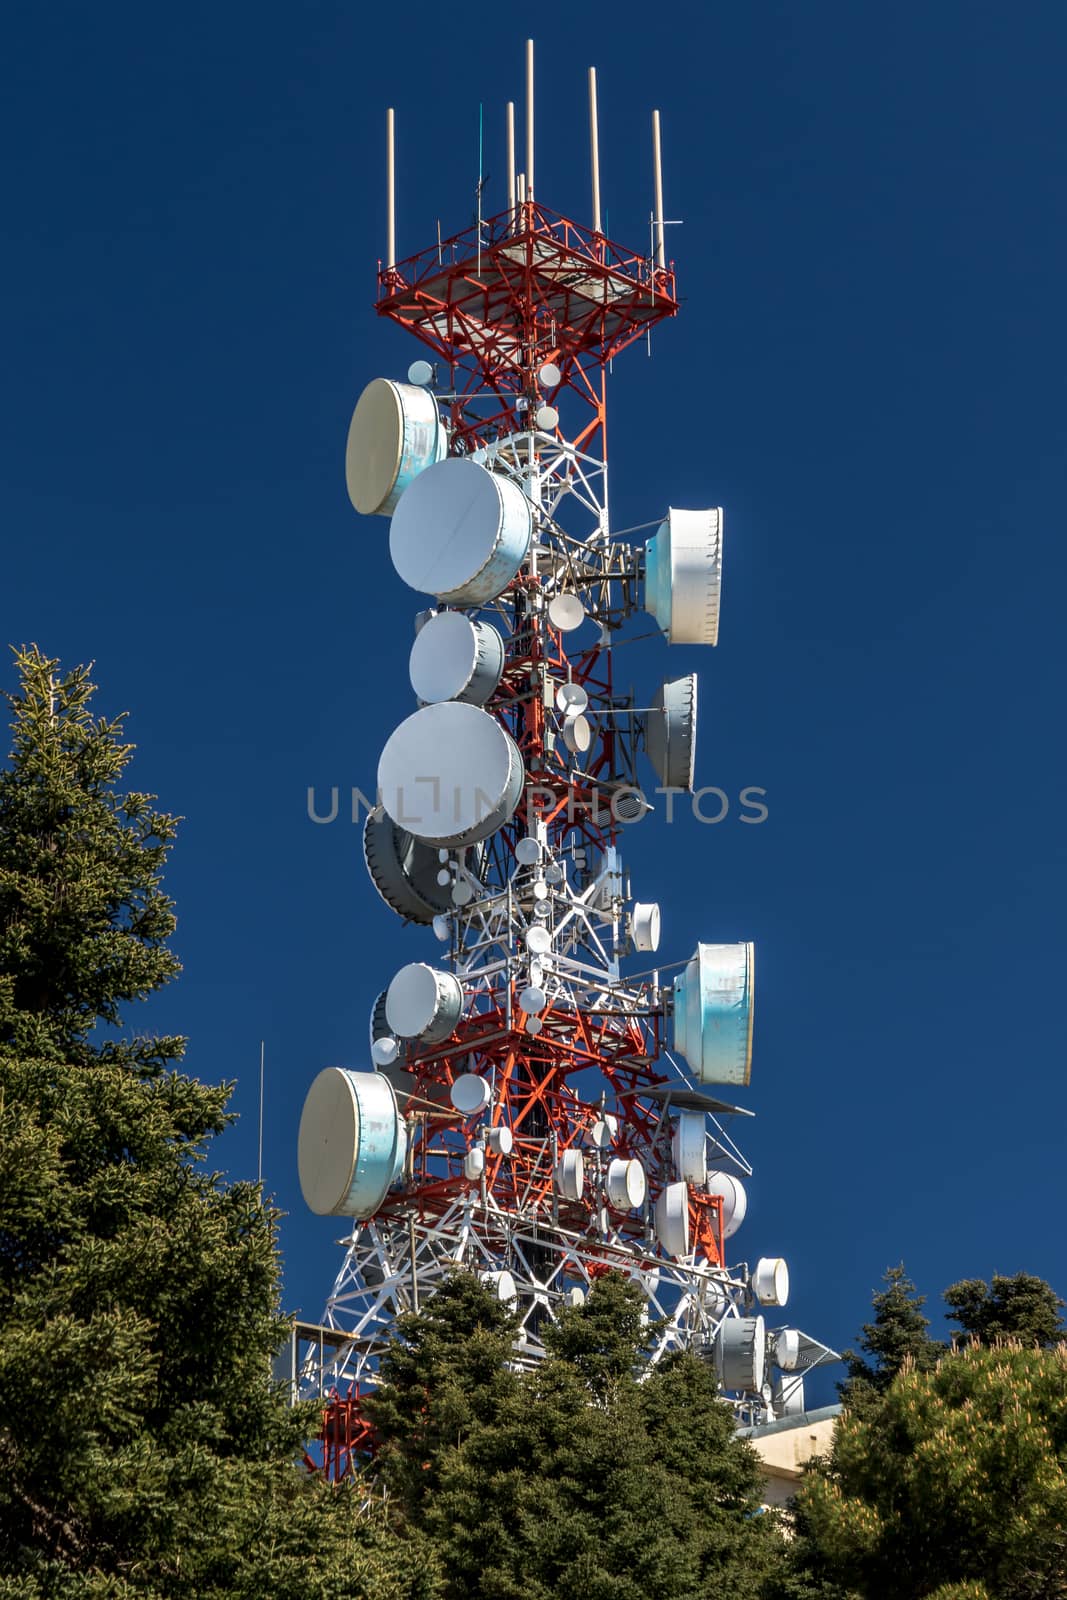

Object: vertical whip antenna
[652,108,665,269]
[588,68,602,234]
[386,108,396,270]
[506,100,516,220]
[477,102,484,275]
[525,39,535,202]
[257,1039,265,1186]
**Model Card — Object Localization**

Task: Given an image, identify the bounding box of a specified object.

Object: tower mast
[298,48,835,1474]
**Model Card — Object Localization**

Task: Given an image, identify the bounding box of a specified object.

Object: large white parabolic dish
[386,962,464,1043]
[378,702,524,847]
[345,378,446,517]
[555,1149,585,1201]
[646,674,698,791]
[673,942,755,1086]
[644,506,723,645]
[409,610,505,706]
[390,456,533,604]
[297,1067,406,1217]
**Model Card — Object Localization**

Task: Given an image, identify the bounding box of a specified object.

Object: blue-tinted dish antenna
[672,941,754,1085]
[644,507,722,644]
[345,377,446,516]
[297,1068,406,1216]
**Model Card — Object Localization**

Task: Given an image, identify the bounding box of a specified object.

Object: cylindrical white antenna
[386,107,396,270]
[652,108,665,269]
[588,68,602,234]
[517,171,527,207]
[525,39,535,202]
[506,101,516,219]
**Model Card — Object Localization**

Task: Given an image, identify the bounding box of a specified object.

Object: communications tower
[296,44,834,1465]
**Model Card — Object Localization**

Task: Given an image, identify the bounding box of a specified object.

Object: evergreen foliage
[838,1264,943,1416]
[637,1342,786,1596]
[367,1270,783,1600]
[363,1270,521,1520]
[539,1266,650,1396]
[0,648,414,1598]
[789,1341,1067,1599]
[944,1272,1065,1348]
[7,645,1066,1600]
[0,652,181,1067]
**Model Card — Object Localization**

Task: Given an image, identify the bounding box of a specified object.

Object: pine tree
[789,1342,1067,1598]
[364,1270,521,1519]
[944,1272,1065,1348]
[368,1270,785,1600]
[0,647,418,1598]
[638,1345,786,1595]
[0,649,182,1068]
[839,1264,943,1415]
[539,1265,650,1396]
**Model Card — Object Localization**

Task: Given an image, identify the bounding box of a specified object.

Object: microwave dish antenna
[646,674,698,791]
[548,593,586,632]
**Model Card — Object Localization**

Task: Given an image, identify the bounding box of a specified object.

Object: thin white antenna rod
[257,1039,265,1186]
[477,102,484,277]
[506,100,516,219]
[652,108,665,269]
[517,171,527,206]
[386,107,396,270]
[525,39,535,202]
[588,67,602,234]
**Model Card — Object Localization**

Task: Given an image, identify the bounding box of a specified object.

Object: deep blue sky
[4,2,1066,1383]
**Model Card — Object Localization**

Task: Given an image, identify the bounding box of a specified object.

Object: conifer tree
[638,1343,786,1595]
[944,1271,1064,1348]
[789,1342,1067,1598]
[839,1263,943,1414]
[368,1270,784,1600]
[364,1270,521,1519]
[0,647,419,1598]
[538,1266,649,1397]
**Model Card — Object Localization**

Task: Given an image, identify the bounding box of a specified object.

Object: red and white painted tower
[296,44,834,1461]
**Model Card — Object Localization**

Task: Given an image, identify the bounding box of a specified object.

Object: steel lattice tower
[295,49,835,1469]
